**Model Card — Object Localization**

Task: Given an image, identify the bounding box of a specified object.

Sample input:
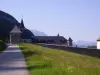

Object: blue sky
[0,0,100,42]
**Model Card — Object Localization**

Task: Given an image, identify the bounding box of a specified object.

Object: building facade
[97,38,100,49]
[10,25,22,44]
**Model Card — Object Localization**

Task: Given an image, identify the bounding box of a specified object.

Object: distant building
[31,35,73,46]
[9,18,73,46]
[19,19,33,43]
[68,37,73,46]
[97,38,100,49]
[9,19,73,46]
[0,10,73,46]
[32,36,67,45]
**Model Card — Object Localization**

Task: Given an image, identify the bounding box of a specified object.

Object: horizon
[0,0,100,42]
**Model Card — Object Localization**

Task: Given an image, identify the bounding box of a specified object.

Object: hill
[74,41,96,48]
[19,43,100,75]
[0,10,19,40]
[0,10,34,41]
[31,29,47,36]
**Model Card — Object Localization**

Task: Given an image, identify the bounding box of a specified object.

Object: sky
[0,0,100,42]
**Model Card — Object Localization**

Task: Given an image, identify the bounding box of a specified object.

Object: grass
[19,43,100,75]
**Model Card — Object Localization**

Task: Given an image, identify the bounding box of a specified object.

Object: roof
[97,37,100,41]
[32,36,67,41]
[10,25,22,33]
[68,37,73,41]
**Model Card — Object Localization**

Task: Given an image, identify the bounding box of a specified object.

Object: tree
[88,45,96,49]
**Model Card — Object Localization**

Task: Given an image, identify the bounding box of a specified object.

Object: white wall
[97,41,100,49]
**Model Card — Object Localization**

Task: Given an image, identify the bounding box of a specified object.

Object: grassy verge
[19,43,100,75]
[0,40,6,52]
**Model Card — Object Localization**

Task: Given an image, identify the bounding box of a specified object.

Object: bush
[0,40,6,52]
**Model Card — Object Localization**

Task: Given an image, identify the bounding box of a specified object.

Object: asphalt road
[0,44,29,75]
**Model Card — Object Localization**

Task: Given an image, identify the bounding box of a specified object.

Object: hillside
[0,10,34,41]
[0,10,19,40]
[19,43,100,75]
[31,29,47,36]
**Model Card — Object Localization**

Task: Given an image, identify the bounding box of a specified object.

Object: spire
[20,18,25,29]
[68,37,73,41]
[57,33,60,37]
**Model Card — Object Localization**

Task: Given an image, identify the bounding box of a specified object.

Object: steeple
[68,37,73,47]
[57,33,60,37]
[20,18,25,30]
[68,37,73,41]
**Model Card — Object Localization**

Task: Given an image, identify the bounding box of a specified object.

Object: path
[0,44,29,75]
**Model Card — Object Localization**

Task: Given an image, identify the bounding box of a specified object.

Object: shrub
[0,40,6,52]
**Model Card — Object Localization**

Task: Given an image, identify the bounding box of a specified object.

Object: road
[0,44,29,75]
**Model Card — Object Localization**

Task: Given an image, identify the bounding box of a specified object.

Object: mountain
[0,10,34,41]
[31,29,47,36]
[0,10,20,40]
[73,40,96,48]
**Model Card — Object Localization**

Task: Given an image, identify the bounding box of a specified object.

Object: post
[10,34,11,44]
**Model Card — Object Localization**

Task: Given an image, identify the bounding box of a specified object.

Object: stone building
[32,35,73,46]
[9,19,34,44]
[9,19,73,46]
[10,25,22,44]
[8,18,73,46]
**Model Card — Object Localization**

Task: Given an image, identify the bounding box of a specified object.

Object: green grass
[19,43,100,75]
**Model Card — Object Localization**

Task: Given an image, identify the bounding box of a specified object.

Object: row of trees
[87,46,96,49]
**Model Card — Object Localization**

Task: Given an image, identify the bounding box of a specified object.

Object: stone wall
[37,44,100,58]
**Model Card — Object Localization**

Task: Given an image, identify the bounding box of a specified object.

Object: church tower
[57,33,60,37]
[57,33,61,44]
[68,37,73,47]
[20,19,25,31]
